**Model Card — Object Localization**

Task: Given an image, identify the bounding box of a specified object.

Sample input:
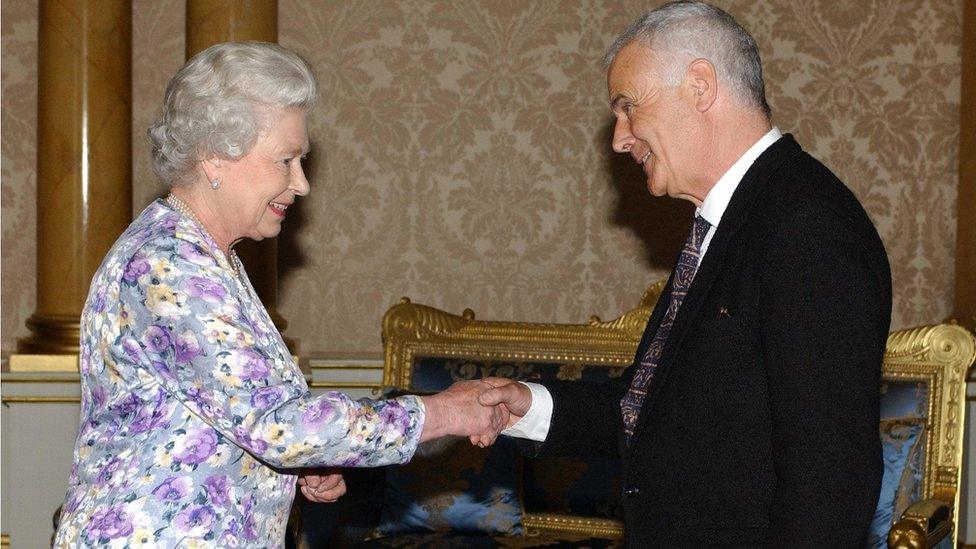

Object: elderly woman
[54,42,503,547]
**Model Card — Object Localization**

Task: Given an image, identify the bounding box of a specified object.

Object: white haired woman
[54,42,504,547]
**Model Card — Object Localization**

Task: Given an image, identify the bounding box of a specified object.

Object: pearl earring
[210,178,221,190]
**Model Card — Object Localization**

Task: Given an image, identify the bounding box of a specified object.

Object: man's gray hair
[603,1,771,119]
[148,41,317,186]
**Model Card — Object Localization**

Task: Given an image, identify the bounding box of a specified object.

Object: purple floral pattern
[55,200,425,547]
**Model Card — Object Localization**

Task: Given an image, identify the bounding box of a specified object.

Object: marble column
[184,0,292,345]
[18,1,132,355]
[955,1,976,333]
[186,0,277,60]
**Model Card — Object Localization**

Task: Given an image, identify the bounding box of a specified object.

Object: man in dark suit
[476,1,891,546]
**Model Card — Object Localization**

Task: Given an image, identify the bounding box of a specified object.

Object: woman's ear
[200,156,223,186]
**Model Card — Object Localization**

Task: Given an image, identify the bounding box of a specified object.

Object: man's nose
[611,116,634,153]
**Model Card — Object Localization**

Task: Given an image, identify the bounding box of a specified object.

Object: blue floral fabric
[866,419,926,548]
[377,434,523,536]
[55,200,425,547]
[865,380,931,548]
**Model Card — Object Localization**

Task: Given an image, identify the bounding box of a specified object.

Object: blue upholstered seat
[410,358,627,523]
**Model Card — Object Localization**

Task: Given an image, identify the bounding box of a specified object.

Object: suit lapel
[625,135,801,452]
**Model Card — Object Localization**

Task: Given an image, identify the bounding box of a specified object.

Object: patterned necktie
[620,214,711,444]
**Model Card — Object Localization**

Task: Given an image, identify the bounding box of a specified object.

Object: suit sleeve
[532,375,631,458]
[759,206,889,546]
[534,287,668,459]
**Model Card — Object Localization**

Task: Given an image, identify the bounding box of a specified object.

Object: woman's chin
[260,228,283,240]
[254,220,285,240]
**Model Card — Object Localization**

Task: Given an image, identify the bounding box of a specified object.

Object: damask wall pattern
[1,0,39,354]
[0,1,962,354]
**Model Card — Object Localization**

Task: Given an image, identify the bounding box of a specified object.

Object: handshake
[300,378,534,504]
[418,377,534,447]
[299,378,531,503]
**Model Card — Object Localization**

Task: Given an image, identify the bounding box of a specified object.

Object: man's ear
[686,58,717,112]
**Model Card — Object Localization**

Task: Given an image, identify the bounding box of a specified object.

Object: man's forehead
[607,42,657,95]
[618,39,653,60]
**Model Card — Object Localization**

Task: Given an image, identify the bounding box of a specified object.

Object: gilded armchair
[378,282,668,544]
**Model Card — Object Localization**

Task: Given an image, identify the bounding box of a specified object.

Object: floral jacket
[54,199,425,547]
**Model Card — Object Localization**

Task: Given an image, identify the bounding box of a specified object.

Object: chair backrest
[382,281,665,538]
[382,283,974,543]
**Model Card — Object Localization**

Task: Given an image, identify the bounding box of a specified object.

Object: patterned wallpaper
[1,1,962,354]
[2,0,38,353]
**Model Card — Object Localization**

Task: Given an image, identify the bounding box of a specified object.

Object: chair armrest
[887,498,952,549]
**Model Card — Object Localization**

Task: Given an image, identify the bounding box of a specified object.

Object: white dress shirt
[502,127,783,442]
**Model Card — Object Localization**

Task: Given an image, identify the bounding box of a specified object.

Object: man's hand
[468,377,533,447]
[420,380,510,445]
[298,469,346,503]
[477,377,533,422]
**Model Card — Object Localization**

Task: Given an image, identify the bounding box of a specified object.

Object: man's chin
[645,179,667,197]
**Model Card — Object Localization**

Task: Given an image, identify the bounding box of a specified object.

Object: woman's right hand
[419,380,510,445]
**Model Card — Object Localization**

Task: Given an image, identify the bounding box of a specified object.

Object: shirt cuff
[501,382,552,442]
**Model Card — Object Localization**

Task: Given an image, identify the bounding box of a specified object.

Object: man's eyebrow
[610,94,629,110]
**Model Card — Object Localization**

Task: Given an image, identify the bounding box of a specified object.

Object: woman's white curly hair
[148,41,317,186]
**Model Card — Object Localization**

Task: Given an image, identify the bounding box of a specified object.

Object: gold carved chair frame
[883,325,974,548]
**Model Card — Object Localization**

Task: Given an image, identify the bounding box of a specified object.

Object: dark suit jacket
[537,135,891,547]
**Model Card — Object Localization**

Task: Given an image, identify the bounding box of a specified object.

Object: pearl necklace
[165,194,244,278]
